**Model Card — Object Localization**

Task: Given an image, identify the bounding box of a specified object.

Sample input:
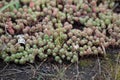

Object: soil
[0,48,120,80]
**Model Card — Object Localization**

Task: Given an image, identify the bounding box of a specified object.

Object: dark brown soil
[0,48,120,80]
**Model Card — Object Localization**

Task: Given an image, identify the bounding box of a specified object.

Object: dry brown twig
[36,59,47,70]
[101,43,106,56]
[27,63,36,78]
[114,52,120,80]
[0,63,9,73]
[97,56,102,75]
[75,56,81,80]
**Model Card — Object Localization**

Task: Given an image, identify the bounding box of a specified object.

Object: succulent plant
[0,0,119,64]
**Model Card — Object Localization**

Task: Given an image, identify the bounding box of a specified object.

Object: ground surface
[0,48,120,80]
